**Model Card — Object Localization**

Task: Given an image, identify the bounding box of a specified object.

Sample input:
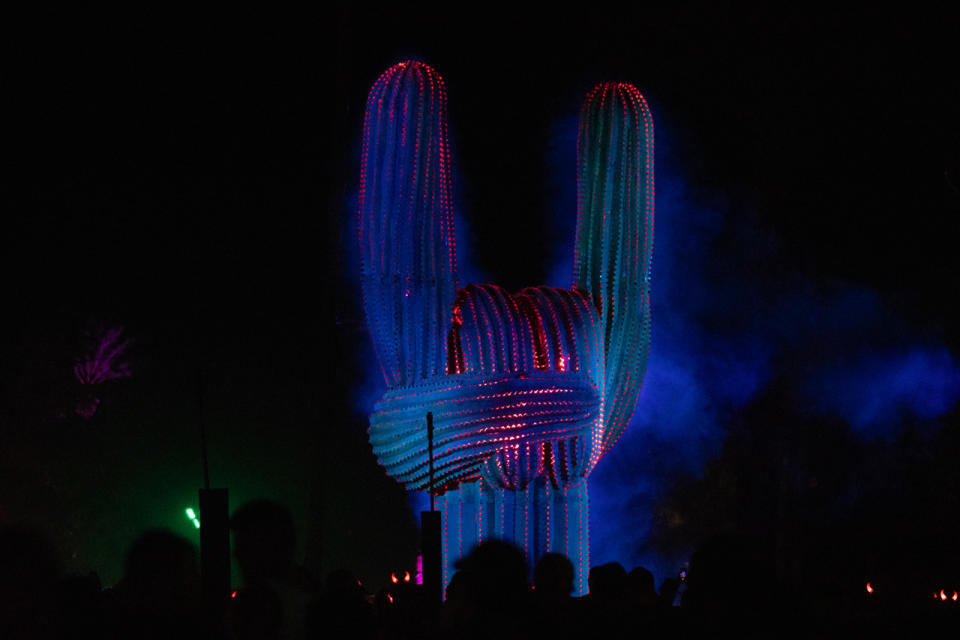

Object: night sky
[2,8,955,591]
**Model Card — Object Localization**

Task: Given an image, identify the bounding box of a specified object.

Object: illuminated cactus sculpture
[359,61,653,594]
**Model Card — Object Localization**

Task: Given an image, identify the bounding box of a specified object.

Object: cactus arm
[573,83,654,467]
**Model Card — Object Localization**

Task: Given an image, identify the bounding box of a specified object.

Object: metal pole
[427,411,435,511]
[198,375,210,490]
[422,411,442,605]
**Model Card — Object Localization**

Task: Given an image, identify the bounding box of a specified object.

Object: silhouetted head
[454,540,529,612]
[230,500,296,586]
[588,562,628,601]
[0,525,61,600]
[534,553,574,601]
[120,529,199,609]
[628,566,656,597]
[627,566,659,609]
[0,527,62,640]
[445,570,473,603]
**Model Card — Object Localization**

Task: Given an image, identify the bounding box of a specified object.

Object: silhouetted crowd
[2,500,956,639]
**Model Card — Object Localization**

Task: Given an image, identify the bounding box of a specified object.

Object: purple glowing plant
[73,325,132,419]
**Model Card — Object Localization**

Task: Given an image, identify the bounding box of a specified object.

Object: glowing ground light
[358,61,654,596]
[185,508,200,529]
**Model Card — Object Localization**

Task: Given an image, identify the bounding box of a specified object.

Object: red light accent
[391,573,398,584]
[953,591,958,602]
[403,571,411,582]
[231,591,237,599]
[387,593,394,604]
[941,589,947,601]
[865,582,873,594]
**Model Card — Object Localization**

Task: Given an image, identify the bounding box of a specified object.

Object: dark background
[1,7,954,592]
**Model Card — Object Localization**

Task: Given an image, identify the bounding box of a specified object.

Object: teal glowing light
[358,62,653,595]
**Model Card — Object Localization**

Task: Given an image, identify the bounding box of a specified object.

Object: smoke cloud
[587,110,960,585]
